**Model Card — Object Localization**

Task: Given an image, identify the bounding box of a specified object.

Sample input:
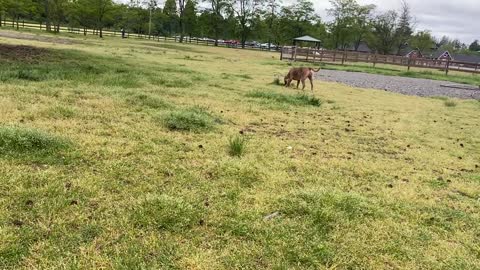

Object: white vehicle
[260,43,277,49]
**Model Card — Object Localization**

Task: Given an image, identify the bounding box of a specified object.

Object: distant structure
[293,35,322,48]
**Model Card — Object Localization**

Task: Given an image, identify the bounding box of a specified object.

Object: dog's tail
[310,67,321,72]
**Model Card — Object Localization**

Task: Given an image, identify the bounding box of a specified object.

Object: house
[426,50,480,63]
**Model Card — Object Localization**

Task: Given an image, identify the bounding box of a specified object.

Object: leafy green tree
[163,0,178,35]
[367,10,398,54]
[410,30,434,54]
[205,0,229,45]
[394,0,413,55]
[231,0,262,48]
[183,0,197,38]
[75,0,114,37]
[469,40,480,52]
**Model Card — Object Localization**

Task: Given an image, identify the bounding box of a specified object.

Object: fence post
[320,49,324,62]
[341,49,346,65]
[445,59,450,75]
[280,48,283,60]
[407,56,412,71]
[312,48,317,63]
[306,48,310,61]
[373,53,377,68]
[333,50,337,62]
[294,47,297,62]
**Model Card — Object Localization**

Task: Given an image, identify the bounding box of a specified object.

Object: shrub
[228,135,247,157]
[162,107,219,132]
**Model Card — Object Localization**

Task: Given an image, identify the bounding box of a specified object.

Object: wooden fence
[0,18,280,51]
[280,47,480,75]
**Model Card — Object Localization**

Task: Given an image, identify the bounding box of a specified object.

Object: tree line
[0,0,479,55]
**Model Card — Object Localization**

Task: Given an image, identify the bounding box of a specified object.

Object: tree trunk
[45,0,51,31]
[100,27,103,38]
[16,16,19,30]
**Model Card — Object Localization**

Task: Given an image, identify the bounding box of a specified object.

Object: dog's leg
[309,76,314,93]
[301,79,306,91]
[296,80,300,89]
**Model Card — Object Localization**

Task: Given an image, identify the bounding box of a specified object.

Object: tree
[394,0,414,55]
[183,0,197,38]
[410,30,434,54]
[327,0,374,50]
[231,0,262,48]
[76,0,114,38]
[469,40,480,52]
[204,0,228,45]
[263,0,281,47]
[367,10,398,54]
[178,0,187,41]
[163,0,178,36]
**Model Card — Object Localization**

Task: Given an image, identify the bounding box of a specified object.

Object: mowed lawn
[1,30,480,269]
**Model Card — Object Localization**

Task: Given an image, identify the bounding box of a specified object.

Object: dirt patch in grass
[0,31,75,44]
[0,44,50,63]
[0,30,75,44]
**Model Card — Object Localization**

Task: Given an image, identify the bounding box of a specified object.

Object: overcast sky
[310,0,479,44]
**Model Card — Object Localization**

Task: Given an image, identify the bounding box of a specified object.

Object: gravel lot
[319,69,480,100]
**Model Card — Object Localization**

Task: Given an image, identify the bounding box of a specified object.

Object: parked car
[245,41,260,47]
[260,43,277,50]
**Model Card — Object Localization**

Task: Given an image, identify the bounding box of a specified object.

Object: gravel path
[318,69,480,99]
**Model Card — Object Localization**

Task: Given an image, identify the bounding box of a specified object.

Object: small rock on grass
[264,211,281,221]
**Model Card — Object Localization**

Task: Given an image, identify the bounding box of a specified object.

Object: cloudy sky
[312,0,479,44]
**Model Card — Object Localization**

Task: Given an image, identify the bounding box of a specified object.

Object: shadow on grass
[247,90,321,107]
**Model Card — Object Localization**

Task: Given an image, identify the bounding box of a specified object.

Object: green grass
[0,30,479,269]
[228,135,247,157]
[247,90,322,107]
[321,62,480,86]
[444,100,458,107]
[161,107,219,132]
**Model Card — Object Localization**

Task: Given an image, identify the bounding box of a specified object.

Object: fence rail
[280,47,480,75]
[0,19,280,52]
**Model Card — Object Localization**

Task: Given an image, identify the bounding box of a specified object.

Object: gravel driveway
[318,69,480,100]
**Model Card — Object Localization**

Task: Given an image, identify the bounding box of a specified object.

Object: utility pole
[148,6,152,38]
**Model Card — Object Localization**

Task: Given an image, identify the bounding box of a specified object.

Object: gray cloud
[311,0,479,44]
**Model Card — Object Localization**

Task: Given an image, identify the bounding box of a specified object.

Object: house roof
[452,54,480,63]
[293,35,321,43]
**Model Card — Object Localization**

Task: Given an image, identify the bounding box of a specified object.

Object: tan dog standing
[284,67,321,92]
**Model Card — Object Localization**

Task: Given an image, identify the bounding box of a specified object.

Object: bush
[162,107,219,132]
[228,135,247,157]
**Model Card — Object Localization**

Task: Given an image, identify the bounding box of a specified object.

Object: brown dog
[284,67,321,91]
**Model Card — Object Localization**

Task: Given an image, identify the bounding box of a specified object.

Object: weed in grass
[125,93,172,110]
[43,105,76,119]
[444,100,457,107]
[132,194,201,232]
[228,135,247,157]
[0,126,71,162]
[247,90,321,107]
[161,107,219,132]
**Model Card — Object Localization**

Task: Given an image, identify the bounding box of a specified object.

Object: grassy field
[1,29,480,269]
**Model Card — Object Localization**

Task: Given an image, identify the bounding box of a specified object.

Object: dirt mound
[0,44,49,63]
